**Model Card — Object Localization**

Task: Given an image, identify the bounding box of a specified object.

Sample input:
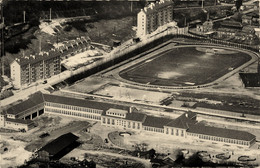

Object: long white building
[0,92,256,148]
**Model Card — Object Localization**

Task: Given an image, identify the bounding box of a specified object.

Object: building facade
[137,0,174,36]
[196,20,213,33]
[0,92,256,147]
[10,52,61,89]
[10,37,90,89]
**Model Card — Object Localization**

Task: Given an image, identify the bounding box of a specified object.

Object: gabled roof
[40,132,79,156]
[6,118,34,125]
[101,108,147,122]
[43,93,129,112]
[143,115,172,128]
[7,92,44,115]
[165,112,197,129]
[187,123,256,141]
[125,112,147,122]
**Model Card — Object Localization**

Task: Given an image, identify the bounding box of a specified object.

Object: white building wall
[10,60,21,89]
[0,114,5,127]
[4,121,29,131]
[137,10,147,37]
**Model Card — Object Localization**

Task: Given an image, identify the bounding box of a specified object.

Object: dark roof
[7,92,44,115]
[187,123,256,141]
[239,73,260,87]
[165,112,197,129]
[126,112,147,122]
[14,37,90,66]
[40,132,79,156]
[43,93,129,112]
[16,50,60,66]
[143,115,172,128]
[101,110,147,122]
[220,20,243,29]
[6,118,33,125]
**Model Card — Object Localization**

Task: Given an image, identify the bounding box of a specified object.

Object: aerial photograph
[0,0,260,167]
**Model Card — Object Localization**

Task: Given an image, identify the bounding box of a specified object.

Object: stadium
[117,42,257,88]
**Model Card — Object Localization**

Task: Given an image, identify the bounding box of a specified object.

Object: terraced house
[0,92,256,147]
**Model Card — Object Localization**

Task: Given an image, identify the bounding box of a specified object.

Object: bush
[67,21,87,32]
[64,25,73,32]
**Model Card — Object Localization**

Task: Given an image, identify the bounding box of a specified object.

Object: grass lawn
[119,46,251,86]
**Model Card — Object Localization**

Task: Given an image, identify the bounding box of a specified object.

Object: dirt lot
[0,114,91,168]
[94,84,170,104]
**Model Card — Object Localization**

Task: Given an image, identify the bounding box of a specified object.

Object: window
[181,130,184,137]
[171,129,173,135]
[112,119,115,125]
[133,122,135,129]
[166,128,169,134]
[176,129,179,136]
[107,118,110,124]
[128,122,131,128]
[137,123,140,129]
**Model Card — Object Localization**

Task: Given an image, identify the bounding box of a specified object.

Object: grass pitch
[119,46,251,86]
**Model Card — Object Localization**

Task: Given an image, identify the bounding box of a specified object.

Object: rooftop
[6,117,34,125]
[43,93,129,112]
[12,37,90,66]
[239,73,260,87]
[165,112,197,129]
[102,108,147,122]
[7,92,44,115]
[40,132,79,156]
[220,20,243,29]
[141,0,173,15]
[187,123,256,141]
[143,115,172,128]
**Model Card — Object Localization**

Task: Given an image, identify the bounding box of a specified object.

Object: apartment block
[137,0,174,36]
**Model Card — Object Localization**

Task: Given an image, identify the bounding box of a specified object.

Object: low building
[196,20,213,33]
[220,20,243,30]
[38,132,79,161]
[1,92,256,147]
[187,123,256,147]
[101,107,146,130]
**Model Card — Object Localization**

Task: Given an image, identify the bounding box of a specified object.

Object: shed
[38,132,79,161]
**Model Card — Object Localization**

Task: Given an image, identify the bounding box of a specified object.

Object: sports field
[119,46,252,86]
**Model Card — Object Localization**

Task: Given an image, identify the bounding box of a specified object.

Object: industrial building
[0,91,256,147]
[137,0,173,36]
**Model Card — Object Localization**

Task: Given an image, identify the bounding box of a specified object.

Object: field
[119,46,252,86]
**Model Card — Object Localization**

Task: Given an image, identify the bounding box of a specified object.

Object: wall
[10,60,21,88]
